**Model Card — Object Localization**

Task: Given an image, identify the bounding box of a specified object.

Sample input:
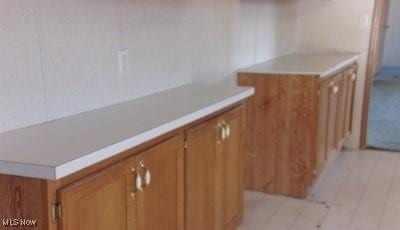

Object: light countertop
[0,83,254,180]
[238,53,359,77]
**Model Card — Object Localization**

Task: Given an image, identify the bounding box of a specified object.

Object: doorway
[362,0,400,151]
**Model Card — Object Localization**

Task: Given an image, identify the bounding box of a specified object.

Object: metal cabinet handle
[136,169,143,192]
[221,120,231,139]
[130,168,141,197]
[333,85,339,94]
[218,120,227,141]
[144,169,151,187]
[351,73,356,81]
[225,124,231,138]
[140,161,151,188]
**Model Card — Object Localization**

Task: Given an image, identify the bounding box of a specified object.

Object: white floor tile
[240,150,400,230]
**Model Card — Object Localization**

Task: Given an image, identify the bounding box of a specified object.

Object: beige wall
[0,0,299,134]
[295,0,375,148]
[230,0,298,71]
[0,0,377,148]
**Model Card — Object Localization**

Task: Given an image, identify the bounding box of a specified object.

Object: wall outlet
[118,49,129,75]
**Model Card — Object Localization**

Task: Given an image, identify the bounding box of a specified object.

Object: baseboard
[376,66,400,77]
[367,145,400,153]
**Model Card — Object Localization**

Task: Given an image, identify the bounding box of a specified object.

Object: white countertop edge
[320,55,359,78]
[46,87,253,180]
[0,161,56,179]
[238,70,322,76]
[238,54,359,77]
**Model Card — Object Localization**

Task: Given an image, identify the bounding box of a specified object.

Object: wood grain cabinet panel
[185,118,218,230]
[58,135,183,230]
[238,64,357,198]
[316,79,330,175]
[0,175,46,230]
[0,103,247,230]
[335,73,349,147]
[238,76,279,193]
[335,74,345,143]
[136,136,184,230]
[238,75,318,197]
[185,106,245,230]
[327,77,339,159]
[58,155,136,230]
[216,107,245,230]
[345,69,357,136]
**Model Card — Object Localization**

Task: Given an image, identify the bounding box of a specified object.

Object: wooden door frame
[360,0,389,148]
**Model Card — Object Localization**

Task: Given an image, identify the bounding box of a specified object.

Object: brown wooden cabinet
[135,136,184,230]
[316,78,330,175]
[316,66,357,177]
[238,64,357,198]
[216,107,245,230]
[335,73,347,145]
[325,68,357,157]
[326,76,339,159]
[185,106,245,230]
[58,156,135,230]
[58,135,183,230]
[345,69,357,136]
[0,103,247,230]
[185,117,218,230]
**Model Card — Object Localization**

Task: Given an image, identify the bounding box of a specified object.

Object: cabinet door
[345,71,357,135]
[316,80,330,174]
[136,135,184,230]
[327,78,339,158]
[185,118,219,230]
[216,106,245,229]
[58,156,137,230]
[335,73,347,145]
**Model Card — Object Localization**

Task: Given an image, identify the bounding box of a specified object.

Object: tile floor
[239,149,400,230]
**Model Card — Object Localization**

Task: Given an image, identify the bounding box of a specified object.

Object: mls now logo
[2,218,38,227]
